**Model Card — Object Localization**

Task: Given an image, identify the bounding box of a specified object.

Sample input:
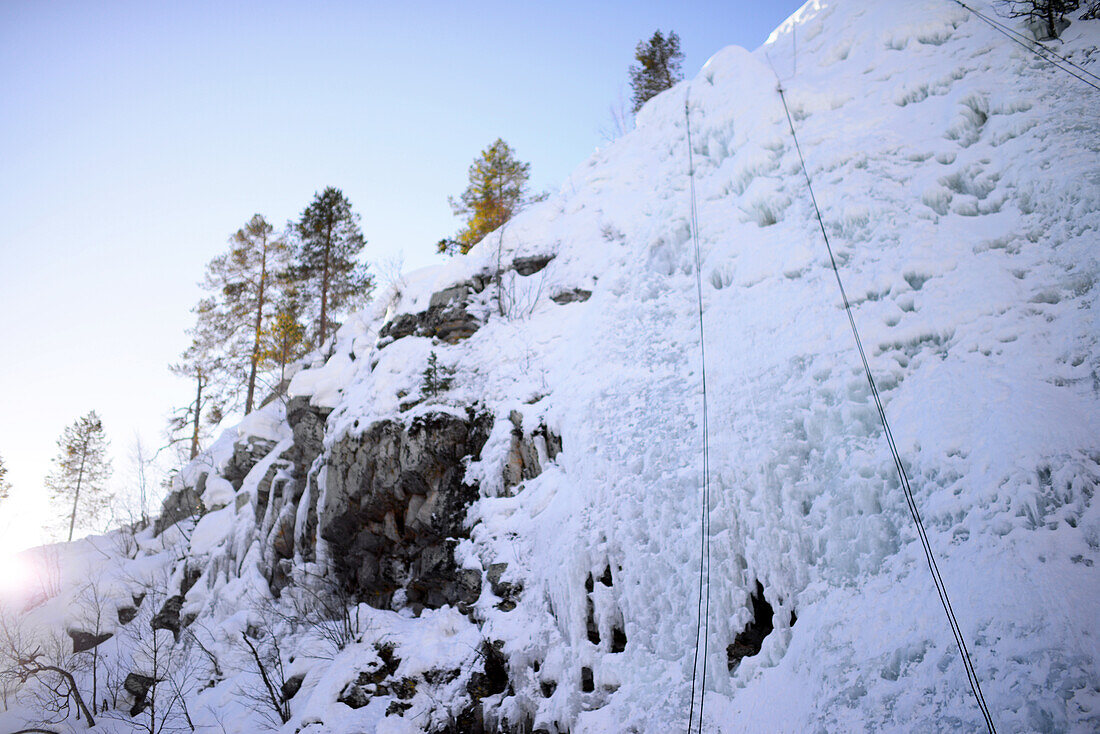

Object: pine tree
[439,138,544,256]
[629,30,684,113]
[199,214,290,415]
[259,302,308,387]
[45,412,112,541]
[0,452,10,502]
[169,311,230,461]
[291,187,373,348]
[420,351,454,397]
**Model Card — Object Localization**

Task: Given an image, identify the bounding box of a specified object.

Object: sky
[0,0,805,555]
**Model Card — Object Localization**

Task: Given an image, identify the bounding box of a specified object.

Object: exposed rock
[466,641,508,701]
[581,666,594,693]
[423,668,461,685]
[223,437,279,490]
[513,254,554,276]
[320,410,492,610]
[285,396,332,562]
[338,682,370,709]
[726,581,775,671]
[125,672,155,715]
[551,288,592,304]
[586,596,600,645]
[154,486,202,536]
[117,605,137,625]
[68,628,112,653]
[152,595,184,639]
[386,700,412,717]
[392,677,417,699]
[281,673,305,701]
[503,411,562,490]
[488,562,522,611]
[287,396,331,480]
[377,284,481,348]
[180,564,203,596]
[611,624,627,654]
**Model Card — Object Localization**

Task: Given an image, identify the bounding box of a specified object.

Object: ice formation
[3,1,1099,732]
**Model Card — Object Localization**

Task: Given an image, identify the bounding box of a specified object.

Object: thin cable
[775,82,998,734]
[951,0,1100,91]
[684,95,713,734]
[954,0,1100,83]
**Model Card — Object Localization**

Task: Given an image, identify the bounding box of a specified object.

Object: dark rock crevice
[726,581,792,671]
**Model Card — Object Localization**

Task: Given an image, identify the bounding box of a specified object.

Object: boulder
[551,288,592,304]
[151,595,184,639]
[68,628,112,653]
[513,254,554,276]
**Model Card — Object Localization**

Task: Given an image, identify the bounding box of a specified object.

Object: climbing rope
[950,0,1100,91]
[684,95,713,734]
[774,81,998,734]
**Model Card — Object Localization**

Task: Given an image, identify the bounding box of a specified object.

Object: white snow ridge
[4,1,1099,732]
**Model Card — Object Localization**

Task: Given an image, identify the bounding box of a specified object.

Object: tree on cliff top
[629,30,683,113]
[199,213,290,415]
[290,187,373,348]
[438,138,544,256]
[169,308,232,461]
[45,411,112,541]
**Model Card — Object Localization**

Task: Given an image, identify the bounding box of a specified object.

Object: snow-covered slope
[4,1,1099,732]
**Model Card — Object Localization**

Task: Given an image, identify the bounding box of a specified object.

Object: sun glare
[0,550,36,598]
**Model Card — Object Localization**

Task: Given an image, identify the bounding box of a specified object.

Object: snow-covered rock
[4,1,1099,732]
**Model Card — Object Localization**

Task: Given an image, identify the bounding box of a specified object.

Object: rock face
[154,486,202,536]
[223,436,279,489]
[377,284,481,348]
[320,410,492,611]
[503,411,562,491]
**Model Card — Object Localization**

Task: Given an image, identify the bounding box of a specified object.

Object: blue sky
[0,0,804,551]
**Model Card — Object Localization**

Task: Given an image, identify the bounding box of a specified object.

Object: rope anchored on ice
[684,93,713,734]
[774,78,998,734]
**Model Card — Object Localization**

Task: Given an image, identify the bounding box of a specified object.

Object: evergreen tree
[0,452,10,502]
[291,187,372,348]
[420,351,454,397]
[438,138,544,256]
[629,30,684,113]
[45,412,112,541]
[199,214,290,414]
[259,302,308,387]
[169,309,231,461]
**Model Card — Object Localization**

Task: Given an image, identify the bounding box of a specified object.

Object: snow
[3,1,1100,732]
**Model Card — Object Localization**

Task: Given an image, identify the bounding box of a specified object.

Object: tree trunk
[67,454,86,542]
[245,231,268,415]
[319,220,332,348]
[1047,2,1057,39]
[190,373,203,460]
[35,664,95,727]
